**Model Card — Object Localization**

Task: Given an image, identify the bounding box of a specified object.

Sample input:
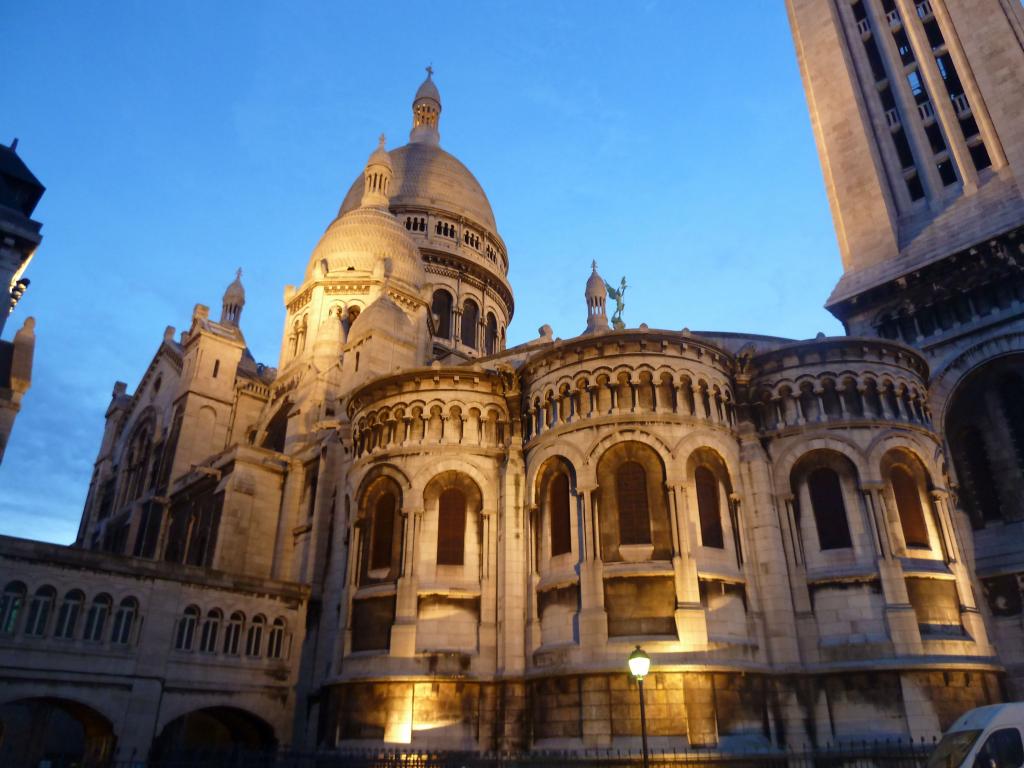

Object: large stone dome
[305,205,426,290]
[337,142,497,233]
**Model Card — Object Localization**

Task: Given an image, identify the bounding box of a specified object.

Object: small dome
[338,143,497,232]
[347,292,413,345]
[586,261,606,297]
[414,69,441,107]
[367,133,392,171]
[224,268,245,304]
[306,206,426,290]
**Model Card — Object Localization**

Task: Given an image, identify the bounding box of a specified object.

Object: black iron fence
[26,739,942,768]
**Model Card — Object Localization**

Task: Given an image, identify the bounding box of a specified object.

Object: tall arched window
[807,468,853,550]
[437,488,467,565]
[223,611,244,655]
[0,582,26,635]
[246,615,265,657]
[550,473,572,557]
[616,461,651,545]
[998,373,1024,470]
[200,609,221,653]
[370,492,397,571]
[110,597,138,645]
[432,290,453,340]
[175,605,199,650]
[24,586,56,637]
[461,299,479,349]
[956,426,1002,524]
[485,312,498,355]
[54,590,84,640]
[83,594,112,643]
[890,466,929,548]
[267,618,286,659]
[695,466,724,548]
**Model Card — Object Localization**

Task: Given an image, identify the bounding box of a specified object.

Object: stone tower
[788,0,1024,693]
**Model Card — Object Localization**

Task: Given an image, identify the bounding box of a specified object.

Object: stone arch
[150,705,276,762]
[534,455,578,563]
[0,696,117,767]
[526,441,587,503]
[929,331,1024,427]
[771,432,870,490]
[789,449,861,554]
[880,446,939,554]
[583,427,674,469]
[864,430,944,485]
[685,446,735,550]
[594,440,673,562]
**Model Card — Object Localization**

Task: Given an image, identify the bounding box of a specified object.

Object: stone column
[863,483,922,655]
[670,483,707,649]
[479,507,498,664]
[390,505,421,657]
[577,485,608,656]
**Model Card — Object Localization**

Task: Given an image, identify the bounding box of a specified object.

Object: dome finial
[410,67,441,146]
[584,262,609,334]
[360,135,394,209]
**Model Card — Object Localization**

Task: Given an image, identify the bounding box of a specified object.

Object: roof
[338,142,497,233]
[0,143,45,217]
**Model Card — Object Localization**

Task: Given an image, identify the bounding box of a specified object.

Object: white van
[927,702,1024,768]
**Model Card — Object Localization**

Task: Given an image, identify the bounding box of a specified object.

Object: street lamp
[628,645,651,768]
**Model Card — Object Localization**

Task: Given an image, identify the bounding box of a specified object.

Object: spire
[221,268,245,327]
[360,134,394,209]
[409,66,441,146]
[584,261,609,334]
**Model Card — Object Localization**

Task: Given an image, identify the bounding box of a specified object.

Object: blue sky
[2,1,844,544]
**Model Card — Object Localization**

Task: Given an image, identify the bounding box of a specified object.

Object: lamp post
[628,645,651,768]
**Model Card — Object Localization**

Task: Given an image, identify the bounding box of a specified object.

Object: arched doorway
[946,353,1024,528]
[0,697,115,767]
[150,706,276,763]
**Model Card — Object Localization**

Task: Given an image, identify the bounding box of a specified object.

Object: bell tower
[788,0,1024,328]
[789,0,1024,696]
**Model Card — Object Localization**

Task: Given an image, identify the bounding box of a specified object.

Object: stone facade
[2,16,1024,761]
[0,139,43,464]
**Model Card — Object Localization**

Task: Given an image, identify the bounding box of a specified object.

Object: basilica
[1,1,1023,763]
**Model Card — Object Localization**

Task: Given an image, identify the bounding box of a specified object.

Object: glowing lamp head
[628,645,651,680]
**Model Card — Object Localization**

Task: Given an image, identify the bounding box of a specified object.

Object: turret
[409,66,441,146]
[584,261,609,334]
[220,268,245,327]
[361,135,394,209]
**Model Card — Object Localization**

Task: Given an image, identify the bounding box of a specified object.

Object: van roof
[949,703,1024,733]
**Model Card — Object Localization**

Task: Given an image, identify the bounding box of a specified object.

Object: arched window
[246,615,265,657]
[485,313,498,355]
[807,468,853,550]
[267,617,286,659]
[616,461,651,545]
[891,466,929,548]
[54,590,84,640]
[223,611,243,655]
[24,586,56,637]
[83,594,112,643]
[431,289,453,340]
[199,609,221,653]
[437,488,467,565]
[174,605,199,651]
[0,582,26,635]
[549,473,572,557]
[110,597,138,645]
[461,299,479,349]
[695,466,724,548]
[370,492,397,571]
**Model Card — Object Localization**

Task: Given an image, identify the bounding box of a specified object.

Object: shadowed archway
[0,697,115,767]
[150,706,276,763]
